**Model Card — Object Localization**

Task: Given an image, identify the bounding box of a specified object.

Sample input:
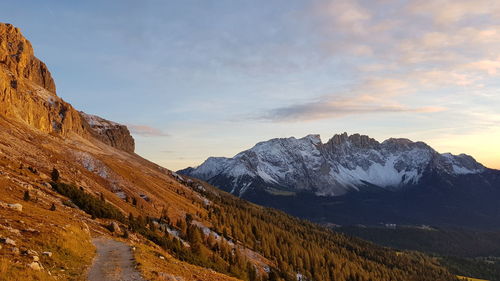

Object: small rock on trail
[87,237,145,281]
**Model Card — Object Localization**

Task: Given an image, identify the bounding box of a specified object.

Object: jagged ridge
[180,133,486,196]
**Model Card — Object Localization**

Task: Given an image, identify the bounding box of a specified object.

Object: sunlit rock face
[0,23,134,153]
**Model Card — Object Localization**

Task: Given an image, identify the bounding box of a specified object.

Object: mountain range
[180,133,500,229]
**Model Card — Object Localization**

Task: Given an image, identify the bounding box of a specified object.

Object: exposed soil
[88,237,145,281]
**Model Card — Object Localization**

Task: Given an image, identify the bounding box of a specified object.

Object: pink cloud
[127,124,169,137]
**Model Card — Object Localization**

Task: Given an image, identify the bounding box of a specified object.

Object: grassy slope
[0,116,237,281]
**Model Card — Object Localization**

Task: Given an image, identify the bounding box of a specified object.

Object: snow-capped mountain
[179,133,486,197]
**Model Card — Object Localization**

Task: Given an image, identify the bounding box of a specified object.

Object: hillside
[0,23,459,281]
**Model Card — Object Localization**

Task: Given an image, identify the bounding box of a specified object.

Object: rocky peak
[0,23,134,153]
[327,132,349,145]
[302,134,322,145]
[381,138,432,152]
[0,23,55,93]
[323,132,380,150]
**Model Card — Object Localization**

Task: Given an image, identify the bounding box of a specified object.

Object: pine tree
[23,190,30,201]
[51,168,60,182]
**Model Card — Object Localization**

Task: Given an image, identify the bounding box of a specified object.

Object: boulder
[158,273,185,281]
[0,237,16,246]
[7,203,22,211]
[28,249,39,256]
[42,251,52,257]
[29,262,42,271]
[108,221,121,233]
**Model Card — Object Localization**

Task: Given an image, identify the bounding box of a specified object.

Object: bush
[51,168,60,182]
[23,190,30,201]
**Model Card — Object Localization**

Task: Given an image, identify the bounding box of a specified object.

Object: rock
[0,237,16,246]
[0,23,135,151]
[81,113,135,153]
[108,221,121,233]
[28,249,39,256]
[158,273,185,281]
[29,262,42,271]
[8,228,20,235]
[0,23,88,137]
[33,256,39,262]
[0,23,55,93]
[12,247,19,255]
[7,203,22,211]
[42,251,52,257]
[81,222,90,234]
[24,228,39,234]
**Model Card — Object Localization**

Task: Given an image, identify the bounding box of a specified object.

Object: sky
[2,0,500,170]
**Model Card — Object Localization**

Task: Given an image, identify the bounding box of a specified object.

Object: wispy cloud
[409,0,500,25]
[260,96,444,122]
[127,124,169,137]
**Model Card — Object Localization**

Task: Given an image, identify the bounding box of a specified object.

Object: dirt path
[87,237,145,281]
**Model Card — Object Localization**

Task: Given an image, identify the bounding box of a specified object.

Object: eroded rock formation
[0,23,134,153]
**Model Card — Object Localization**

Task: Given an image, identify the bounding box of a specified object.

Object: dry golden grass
[0,258,53,281]
[0,219,94,281]
[0,151,95,280]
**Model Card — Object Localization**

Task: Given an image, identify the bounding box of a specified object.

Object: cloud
[257,73,459,122]
[408,0,500,25]
[465,57,500,75]
[127,124,169,137]
[261,98,444,122]
[258,75,446,122]
[319,0,372,34]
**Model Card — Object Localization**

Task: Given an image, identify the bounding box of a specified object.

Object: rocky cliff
[0,23,134,153]
[81,113,135,153]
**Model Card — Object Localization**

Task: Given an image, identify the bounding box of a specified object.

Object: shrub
[51,168,60,182]
[51,182,125,222]
[23,190,30,201]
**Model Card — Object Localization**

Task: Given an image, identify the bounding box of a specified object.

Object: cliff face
[0,23,87,136]
[0,23,55,93]
[81,113,135,153]
[0,23,134,153]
